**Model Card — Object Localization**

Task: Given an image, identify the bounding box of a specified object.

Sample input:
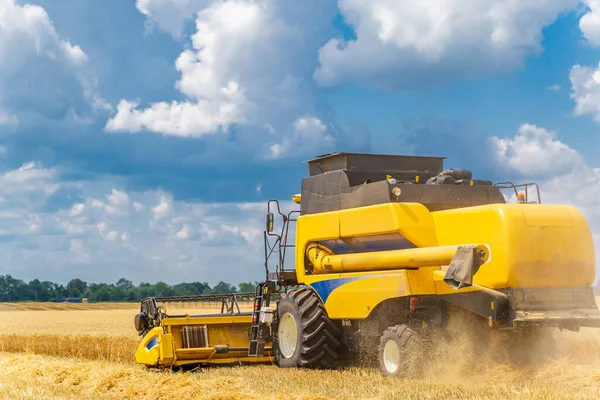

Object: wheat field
[0,302,599,399]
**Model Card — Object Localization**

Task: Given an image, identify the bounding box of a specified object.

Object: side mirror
[266,213,274,233]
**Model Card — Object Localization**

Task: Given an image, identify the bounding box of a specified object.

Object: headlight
[392,187,402,197]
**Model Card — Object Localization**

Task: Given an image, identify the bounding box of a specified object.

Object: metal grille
[182,325,209,348]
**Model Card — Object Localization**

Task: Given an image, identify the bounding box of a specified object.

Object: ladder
[248,281,274,357]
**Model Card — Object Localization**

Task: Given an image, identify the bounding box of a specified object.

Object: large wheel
[378,324,423,378]
[274,287,342,369]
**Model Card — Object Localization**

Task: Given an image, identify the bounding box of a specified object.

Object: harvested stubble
[0,302,599,399]
[0,351,599,400]
[0,301,140,311]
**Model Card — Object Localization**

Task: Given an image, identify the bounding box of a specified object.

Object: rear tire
[378,324,423,378]
[274,288,342,369]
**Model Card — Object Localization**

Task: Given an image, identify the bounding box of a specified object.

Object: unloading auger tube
[305,242,489,274]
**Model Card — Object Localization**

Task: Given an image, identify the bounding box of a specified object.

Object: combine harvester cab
[134,290,275,369]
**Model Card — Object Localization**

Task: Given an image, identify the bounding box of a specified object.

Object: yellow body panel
[135,314,274,368]
[337,203,437,246]
[159,333,174,364]
[296,201,596,320]
[305,267,455,319]
[135,327,162,366]
[296,203,438,283]
[432,204,596,289]
[304,271,411,319]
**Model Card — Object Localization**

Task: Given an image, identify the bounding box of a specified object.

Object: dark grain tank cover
[307,152,445,177]
[300,152,506,214]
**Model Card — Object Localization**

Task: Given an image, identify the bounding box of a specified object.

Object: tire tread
[276,287,341,369]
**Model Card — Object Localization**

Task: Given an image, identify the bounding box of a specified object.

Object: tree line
[0,275,259,302]
[1,274,599,303]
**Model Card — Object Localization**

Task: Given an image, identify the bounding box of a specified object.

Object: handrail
[493,181,541,204]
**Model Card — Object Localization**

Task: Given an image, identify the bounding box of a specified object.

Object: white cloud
[69,203,85,217]
[0,160,300,284]
[106,1,271,137]
[0,0,108,124]
[0,0,86,65]
[579,0,600,46]
[105,189,131,215]
[133,202,145,213]
[570,62,600,122]
[69,239,89,262]
[491,123,584,176]
[135,0,210,37]
[152,194,173,220]
[107,0,344,157]
[105,230,119,242]
[314,0,578,89]
[0,162,58,197]
[176,224,191,240]
[269,116,334,159]
[105,91,245,137]
[294,117,328,136]
[96,222,106,234]
[107,188,130,207]
[0,110,18,127]
[547,84,561,91]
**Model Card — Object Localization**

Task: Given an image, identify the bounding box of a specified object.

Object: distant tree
[0,274,265,303]
[66,278,87,298]
[27,279,50,302]
[212,281,238,294]
[116,278,133,291]
[238,282,257,293]
[0,275,29,301]
[153,281,176,297]
[191,282,211,294]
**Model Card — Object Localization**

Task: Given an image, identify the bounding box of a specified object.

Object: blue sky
[2,0,600,286]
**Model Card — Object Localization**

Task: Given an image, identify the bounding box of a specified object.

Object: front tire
[274,288,342,369]
[378,324,423,378]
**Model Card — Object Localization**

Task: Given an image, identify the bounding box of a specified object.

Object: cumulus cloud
[0,160,298,284]
[0,110,18,127]
[135,0,210,37]
[108,0,300,136]
[314,0,578,89]
[105,85,246,137]
[269,116,334,159]
[579,0,600,46]
[570,62,600,122]
[0,0,108,125]
[107,0,350,158]
[491,123,584,176]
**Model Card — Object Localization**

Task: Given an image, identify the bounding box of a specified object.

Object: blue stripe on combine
[309,272,407,304]
[146,337,158,350]
[309,277,361,304]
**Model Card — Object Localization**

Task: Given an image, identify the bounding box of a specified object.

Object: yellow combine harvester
[134,152,600,376]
